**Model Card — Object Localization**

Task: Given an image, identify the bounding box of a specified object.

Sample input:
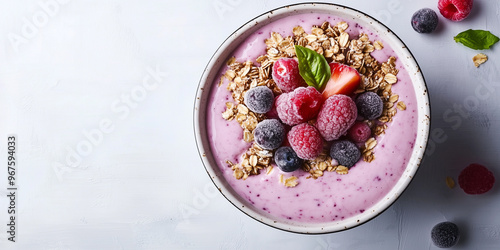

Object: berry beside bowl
[194,3,430,234]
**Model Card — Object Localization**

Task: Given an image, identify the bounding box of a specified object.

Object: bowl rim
[193,2,431,234]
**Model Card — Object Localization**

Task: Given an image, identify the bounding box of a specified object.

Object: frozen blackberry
[274,146,303,172]
[431,222,460,248]
[253,119,285,150]
[329,140,361,168]
[244,86,274,114]
[411,8,439,33]
[355,92,383,120]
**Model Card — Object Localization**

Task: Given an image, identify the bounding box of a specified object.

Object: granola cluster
[220,20,407,187]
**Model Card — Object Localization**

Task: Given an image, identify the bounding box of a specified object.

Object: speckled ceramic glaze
[194,3,430,234]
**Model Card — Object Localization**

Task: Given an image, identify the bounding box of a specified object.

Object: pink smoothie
[206,13,418,223]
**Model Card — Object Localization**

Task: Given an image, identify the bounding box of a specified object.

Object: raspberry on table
[347,121,372,143]
[438,0,473,22]
[431,222,460,248]
[244,86,274,114]
[458,163,495,195]
[272,58,306,93]
[274,146,303,172]
[411,8,439,34]
[329,140,361,168]
[253,119,285,150]
[315,94,357,141]
[355,91,383,120]
[276,86,323,126]
[287,123,323,160]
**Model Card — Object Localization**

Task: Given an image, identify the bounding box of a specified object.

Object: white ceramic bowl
[194,3,430,234]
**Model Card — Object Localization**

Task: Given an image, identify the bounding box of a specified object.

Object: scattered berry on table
[287,123,323,160]
[253,119,285,150]
[458,163,495,194]
[431,222,460,248]
[274,146,303,172]
[272,58,306,93]
[438,0,473,21]
[244,86,274,114]
[276,86,323,126]
[315,94,357,141]
[347,121,372,143]
[355,92,383,120]
[329,140,361,168]
[411,8,439,33]
[321,62,361,99]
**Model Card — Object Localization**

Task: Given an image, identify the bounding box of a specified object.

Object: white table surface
[1,0,499,249]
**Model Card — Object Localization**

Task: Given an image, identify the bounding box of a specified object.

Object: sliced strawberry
[321,62,361,99]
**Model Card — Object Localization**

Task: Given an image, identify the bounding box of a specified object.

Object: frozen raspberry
[287,123,323,160]
[272,58,306,93]
[411,8,439,33]
[355,92,383,120]
[431,222,460,248]
[315,94,357,141]
[329,140,361,168]
[276,86,323,126]
[244,86,274,114]
[274,146,303,172]
[253,119,285,150]
[438,0,473,22]
[458,163,495,194]
[347,121,372,143]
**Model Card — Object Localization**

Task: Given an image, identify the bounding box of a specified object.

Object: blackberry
[355,92,383,120]
[253,119,285,150]
[411,8,439,33]
[329,140,361,168]
[431,222,460,248]
[244,86,274,114]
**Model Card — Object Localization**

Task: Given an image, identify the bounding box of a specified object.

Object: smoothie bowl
[194,3,430,234]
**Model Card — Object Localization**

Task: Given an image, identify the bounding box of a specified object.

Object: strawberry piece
[321,62,361,100]
[438,0,473,21]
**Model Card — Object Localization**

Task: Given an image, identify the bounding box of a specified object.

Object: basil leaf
[454,29,500,50]
[294,45,331,90]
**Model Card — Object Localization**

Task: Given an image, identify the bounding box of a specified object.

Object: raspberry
[411,8,439,34]
[355,91,383,120]
[253,119,285,150]
[272,58,306,93]
[431,222,460,248]
[438,0,473,22]
[244,86,274,114]
[458,163,495,194]
[274,146,303,172]
[287,123,323,160]
[276,86,323,126]
[315,94,357,141]
[329,140,361,168]
[347,121,372,143]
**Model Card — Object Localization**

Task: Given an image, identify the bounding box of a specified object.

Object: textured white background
[0,0,499,249]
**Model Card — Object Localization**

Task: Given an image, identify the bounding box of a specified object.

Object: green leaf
[454,29,500,50]
[294,45,330,90]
